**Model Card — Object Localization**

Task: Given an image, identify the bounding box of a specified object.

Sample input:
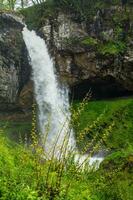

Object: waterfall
[22,27,76,157]
[22,26,104,166]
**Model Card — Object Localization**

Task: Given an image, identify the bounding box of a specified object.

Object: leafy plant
[81,37,98,47]
[98,40,126,55]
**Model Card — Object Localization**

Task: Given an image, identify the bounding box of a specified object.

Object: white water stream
[22,27,104,166]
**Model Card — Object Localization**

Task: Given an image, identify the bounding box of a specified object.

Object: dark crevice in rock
[19,43,31,92]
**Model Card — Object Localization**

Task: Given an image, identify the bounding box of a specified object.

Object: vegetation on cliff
[20,0,133,58]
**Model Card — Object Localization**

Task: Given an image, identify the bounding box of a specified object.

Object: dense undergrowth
[0,98,133,199]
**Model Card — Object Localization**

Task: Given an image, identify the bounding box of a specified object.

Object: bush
[98,40,126,55]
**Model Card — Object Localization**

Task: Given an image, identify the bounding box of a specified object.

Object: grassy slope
[73,98,133,151]
[0,130,132,200]
[0,98,133,199]
[1,98,132,149]
[0,131,98,200]
[0,130,132,198]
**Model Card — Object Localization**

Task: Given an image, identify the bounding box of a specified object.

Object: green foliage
[20,0,132,61]
[91,167,133,200]
[50,0,122,21]
[0,98,133,199]
[73,98,133,151]
[20,3,54,30]
[0,130,132,199]
[93,149,133,200]
[0,0,17,10]
[0,130,92,200]
[81,37,98,47]
[98,41,126,55]
[0,121,31,141]
[21,0,131,30]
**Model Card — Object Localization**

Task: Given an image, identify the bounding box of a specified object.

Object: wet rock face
[0,8,133,117]
[42,12,88,52]
[42,11,133,99]
[0,13,31,112]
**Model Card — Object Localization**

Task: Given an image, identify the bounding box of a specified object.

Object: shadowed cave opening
[71,75,133,100]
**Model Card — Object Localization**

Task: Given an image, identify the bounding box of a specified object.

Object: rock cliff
[0,12,32,118]
[0,6,133,118]
[41,8,133,99]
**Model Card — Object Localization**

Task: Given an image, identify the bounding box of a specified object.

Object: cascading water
[22,27,76,157]
[22,26,104,166]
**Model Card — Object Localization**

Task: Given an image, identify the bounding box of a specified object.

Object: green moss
[81,37,98,47]
[98,41,126,55]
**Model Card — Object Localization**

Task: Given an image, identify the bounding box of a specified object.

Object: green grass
[0,131,95,200]
[73,98,133,151]
[0,121,32,142]
[73,98,133,125]
[0,126,132,200]
[0,98,133,199]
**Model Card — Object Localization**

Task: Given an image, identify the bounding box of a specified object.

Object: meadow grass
[0,98,132,199]
[73,98,133,151]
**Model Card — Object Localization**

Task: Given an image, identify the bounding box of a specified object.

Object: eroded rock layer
[41,10,133,99]
[0,13,32,118]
